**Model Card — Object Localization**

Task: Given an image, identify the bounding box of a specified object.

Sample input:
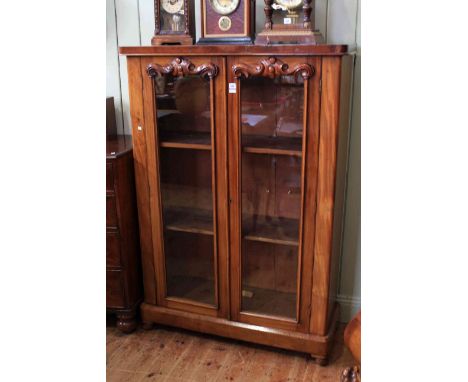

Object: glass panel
[155,74,211,147]
[160,2,186,33]
[155,74,215,306]
[272,0,304,27]
[240,74,304,319]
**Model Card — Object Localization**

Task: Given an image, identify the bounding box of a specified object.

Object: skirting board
[337,294,361,322]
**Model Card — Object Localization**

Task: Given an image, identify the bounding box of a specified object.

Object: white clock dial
[161,0,184,14]
[275,0,302,10]
[209,0,240,16]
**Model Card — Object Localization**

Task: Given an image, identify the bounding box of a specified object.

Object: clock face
[209,0,240,16]
[275,0,302,10]
[161,0,184,14]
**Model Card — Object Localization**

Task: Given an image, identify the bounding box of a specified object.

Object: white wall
[106,0,361,322]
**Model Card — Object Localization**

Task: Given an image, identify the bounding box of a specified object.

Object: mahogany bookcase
[120,44,353,364]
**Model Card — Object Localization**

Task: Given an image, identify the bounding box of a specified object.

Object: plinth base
[255,30,324,45]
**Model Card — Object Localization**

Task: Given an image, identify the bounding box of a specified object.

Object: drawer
[106,230,121,267]
[106,194,118,227]
[107,270,125,308]
[106,162,114,191]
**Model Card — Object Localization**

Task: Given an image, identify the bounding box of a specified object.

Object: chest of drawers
[106,135,142,333]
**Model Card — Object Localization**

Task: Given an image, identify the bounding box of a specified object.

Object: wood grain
[140,56,167,307]
[126,57,157,305]
[310,56,342,335]
[120,44,348,56]
[297,55,322,333]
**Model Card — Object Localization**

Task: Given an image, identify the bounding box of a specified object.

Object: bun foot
[312,355,328,366]
[116,311,137,334]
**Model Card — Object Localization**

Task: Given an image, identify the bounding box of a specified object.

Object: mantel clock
[255,0,323,45]
[151,0,195,45]
[199,0,255,44]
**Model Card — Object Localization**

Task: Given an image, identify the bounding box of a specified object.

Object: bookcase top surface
[119,44,348,56]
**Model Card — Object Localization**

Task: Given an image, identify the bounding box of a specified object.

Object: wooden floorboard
[107,320,354,381]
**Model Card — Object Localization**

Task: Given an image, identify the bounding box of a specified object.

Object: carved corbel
[232,57,314,80]
[147,57,219,79]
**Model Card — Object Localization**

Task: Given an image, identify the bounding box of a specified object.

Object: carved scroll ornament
[232,57,314,80]
[147,57,219,79]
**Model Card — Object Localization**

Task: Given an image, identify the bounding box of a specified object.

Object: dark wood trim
[210,76,220,311]
[120,44,348,57]
[106,134,143,333]
[108,298,143,334]
[214,57,231,319]
[227,55,242,323]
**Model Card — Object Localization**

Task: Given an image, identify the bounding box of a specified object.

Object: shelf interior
[163,207,213,236]
[242,216,299,246]
[242,135,302,156]
[241,285,296,319]
[159,131,211,150]
[166,275,215,306]
[165,275,296,319]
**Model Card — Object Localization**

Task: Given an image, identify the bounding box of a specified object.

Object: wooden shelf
[242,135,302,156]
[160,132,211,150]
[166,275,296,319]
[166,275,215,306]
[164,207,214,235]
[242,216,299,246]
[241,285,296,319]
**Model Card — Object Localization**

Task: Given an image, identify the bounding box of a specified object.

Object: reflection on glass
[155,74,215,306]
[156,75,211,146]
[240,75,304,319]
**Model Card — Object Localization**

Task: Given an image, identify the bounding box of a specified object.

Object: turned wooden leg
[142,320,154,330]
[116,311,137,334]
[312,355,328,366]
[341,366,361,382]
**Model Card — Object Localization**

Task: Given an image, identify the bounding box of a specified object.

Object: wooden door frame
[137,55,229,318]
[227,55,322,333]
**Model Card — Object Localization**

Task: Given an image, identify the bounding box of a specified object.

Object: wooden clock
[198,0,255,44]
[151,0,195,45]
[255,0,323,45]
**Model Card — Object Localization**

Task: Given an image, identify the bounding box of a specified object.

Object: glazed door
[228,56,322,332]
[141,56,229,318]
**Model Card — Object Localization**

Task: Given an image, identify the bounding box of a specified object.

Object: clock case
[151,0,196,45]
[255,0,323,45]
[198,0,255,44]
